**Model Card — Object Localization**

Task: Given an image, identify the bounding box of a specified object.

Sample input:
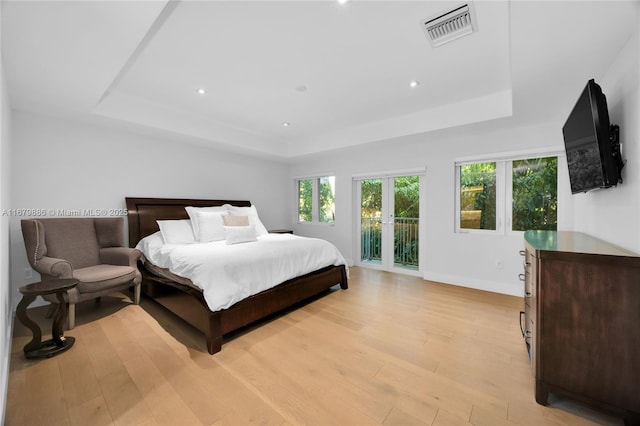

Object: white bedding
[136,232,347,311]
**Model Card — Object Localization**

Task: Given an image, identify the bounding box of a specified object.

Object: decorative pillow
[185,205,229,239]
[156,220,196,244]
[222,215,249,227]
[195,210,229,242]
[226,205,269,236]
[224,225,257,245]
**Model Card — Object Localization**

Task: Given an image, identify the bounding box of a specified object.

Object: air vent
[421,3,477,47]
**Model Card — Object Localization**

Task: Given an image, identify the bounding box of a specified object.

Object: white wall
[290,118,574,297]
[9,111,292,304]
[0,24,13,424]
[572,26,640,252]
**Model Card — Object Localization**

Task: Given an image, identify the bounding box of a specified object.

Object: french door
[356,173,422,274]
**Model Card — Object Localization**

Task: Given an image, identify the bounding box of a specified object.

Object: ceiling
[2,1,638,159]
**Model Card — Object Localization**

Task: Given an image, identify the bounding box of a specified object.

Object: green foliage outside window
[512,157,557,231]
[319,177,335,223]
[360,176,420,218]
[298,176,335,223]
[459,157,558,232]
[298,179,312,222]
[394,176,420,218]
[360,178,382,218]
[460,162,497,230]
[359,176,420,268]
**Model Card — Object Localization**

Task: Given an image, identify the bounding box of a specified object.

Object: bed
[125,197,348,354]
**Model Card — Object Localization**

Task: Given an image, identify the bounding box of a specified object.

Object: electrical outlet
[24,268,33,279]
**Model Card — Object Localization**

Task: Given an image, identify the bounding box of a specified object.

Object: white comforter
[136,232,347,311]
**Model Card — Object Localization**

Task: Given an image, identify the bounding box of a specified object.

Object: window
[459,162,497,230]
[318,176,335,223]
[298,179,313,222]
[511,157,557,231]
[456,155,557,233]
[296,175,335,223]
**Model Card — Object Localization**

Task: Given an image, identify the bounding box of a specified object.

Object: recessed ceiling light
[337,0,349,4]
[409,80,420,88]
[196,88,207,95]
[283,122,291,127]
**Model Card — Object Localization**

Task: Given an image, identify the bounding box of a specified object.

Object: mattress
[136,231,347,311]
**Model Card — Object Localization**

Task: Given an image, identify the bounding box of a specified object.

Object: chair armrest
[99,247,141,267]
[33,256,73,279]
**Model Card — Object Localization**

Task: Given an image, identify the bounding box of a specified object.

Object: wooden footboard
[141,263,348,354]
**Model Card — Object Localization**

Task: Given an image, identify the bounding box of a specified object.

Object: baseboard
[423,271,522,297]
[0,310,14,424]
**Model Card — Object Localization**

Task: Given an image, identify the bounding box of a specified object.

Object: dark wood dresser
[522,230,640,423]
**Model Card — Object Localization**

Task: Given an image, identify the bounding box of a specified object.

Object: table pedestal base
[24,336,75,359]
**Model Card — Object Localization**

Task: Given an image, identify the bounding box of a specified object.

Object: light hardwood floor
[5,267,623,425]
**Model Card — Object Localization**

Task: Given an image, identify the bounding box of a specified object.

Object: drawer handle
[525,330,532,338]
[518,273,525,281]
[519,311,526,337]
[525,291,532,297]
[519,250,526,256]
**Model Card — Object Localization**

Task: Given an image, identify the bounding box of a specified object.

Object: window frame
[294,173,336,225]
[455,149,562,235]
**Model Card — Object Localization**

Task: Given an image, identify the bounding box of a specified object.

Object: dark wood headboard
[125,197,251,248]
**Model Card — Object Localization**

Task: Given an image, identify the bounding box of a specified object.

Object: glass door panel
[360,178,383,265]
[393,176,419,271]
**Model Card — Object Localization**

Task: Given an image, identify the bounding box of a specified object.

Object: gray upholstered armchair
[21,217,141,329]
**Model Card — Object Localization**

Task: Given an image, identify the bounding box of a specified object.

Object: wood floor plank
[66,394,114,426]
[4,349,28,426]
[131,320,232,425]
[382,406,433,426]
[255,322,387,424]
[6,267,624,426]
[21,357,69,426]
[216,333,347,425]
[102,313,204,425]
[432,408,473,426]
[57,337,104,411]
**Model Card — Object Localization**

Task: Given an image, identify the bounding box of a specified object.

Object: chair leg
[67,303,76,330]
[133,283,141,305]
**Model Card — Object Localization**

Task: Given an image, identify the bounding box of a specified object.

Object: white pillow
[195,210,228,242]
[226,204,268,236]
[224,225,257,245]
[185,205,229,239]
[156,220,196,244]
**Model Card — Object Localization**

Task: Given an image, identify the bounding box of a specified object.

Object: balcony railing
[361,217,419,269]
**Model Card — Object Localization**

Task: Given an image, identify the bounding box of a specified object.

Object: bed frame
[125,197,348,354]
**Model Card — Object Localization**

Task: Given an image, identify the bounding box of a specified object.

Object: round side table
[17,279,78,359]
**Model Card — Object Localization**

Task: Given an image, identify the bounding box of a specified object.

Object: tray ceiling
[2,1,638,158]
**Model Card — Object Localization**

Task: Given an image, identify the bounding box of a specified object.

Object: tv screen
[562,79,621,194]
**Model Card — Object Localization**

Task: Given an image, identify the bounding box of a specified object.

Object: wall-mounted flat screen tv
[562,79,623,194]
